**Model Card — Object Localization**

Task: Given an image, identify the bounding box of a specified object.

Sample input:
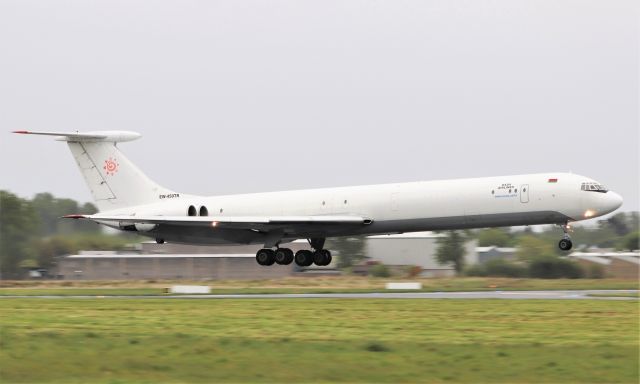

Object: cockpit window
[581,182,608,193]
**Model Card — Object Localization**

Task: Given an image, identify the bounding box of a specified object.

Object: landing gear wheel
[155,238,165,244]
[323,250,332,266]
[558,239,573,251]
[313,249,332,266]
[294,250,314,267]
[256,249,276,266]
[313,250,326,266]
[275,248,294,265]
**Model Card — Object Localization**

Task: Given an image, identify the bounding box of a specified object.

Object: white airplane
[15,130,623,267]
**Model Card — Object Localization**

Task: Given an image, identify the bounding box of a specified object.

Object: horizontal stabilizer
[13,130,141,142]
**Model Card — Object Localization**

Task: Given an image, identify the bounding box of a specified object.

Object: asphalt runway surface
[1,290,637,300]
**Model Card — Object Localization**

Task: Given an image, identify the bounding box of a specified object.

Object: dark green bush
[369,263,391,278]
[464,264,487,277]
[528,257,584,279]
[484,259,528,277]
[585,263,605,279]
[467,257,585,279]
[465,259,527,278]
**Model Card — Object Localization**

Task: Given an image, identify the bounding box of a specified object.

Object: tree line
[0,191,136,279]
[435,212,639,278]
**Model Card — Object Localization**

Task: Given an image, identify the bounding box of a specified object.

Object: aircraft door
[520,184,529,203]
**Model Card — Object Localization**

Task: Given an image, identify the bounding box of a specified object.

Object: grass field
[1,277,638,296]
[0,298,637,383]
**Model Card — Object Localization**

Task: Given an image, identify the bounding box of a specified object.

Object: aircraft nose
[606,191,623,212]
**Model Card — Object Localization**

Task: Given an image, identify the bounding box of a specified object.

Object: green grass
[0,277,638,296]
[0,299,637,383]
[1,287,638,297]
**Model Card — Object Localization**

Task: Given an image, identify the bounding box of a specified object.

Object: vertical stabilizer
[14,130,175,211]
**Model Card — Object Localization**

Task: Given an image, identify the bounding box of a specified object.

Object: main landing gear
[294,249,332,267]
[558,223,573,251]
[255,248,296,266]
[255,238,332,267]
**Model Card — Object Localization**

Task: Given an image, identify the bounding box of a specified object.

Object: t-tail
[13,130,175,211]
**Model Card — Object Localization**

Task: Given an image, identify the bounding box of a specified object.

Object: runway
[1,290,637,300]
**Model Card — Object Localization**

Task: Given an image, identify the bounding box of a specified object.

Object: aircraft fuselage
[109,172,622,246]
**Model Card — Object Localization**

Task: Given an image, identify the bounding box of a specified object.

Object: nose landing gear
[558,223,573,251]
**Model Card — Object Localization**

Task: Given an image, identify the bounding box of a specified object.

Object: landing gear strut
[305,238,332,266]
[558,223,573,251]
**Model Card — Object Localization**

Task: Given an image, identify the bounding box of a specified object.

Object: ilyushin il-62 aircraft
[15,130,623,267]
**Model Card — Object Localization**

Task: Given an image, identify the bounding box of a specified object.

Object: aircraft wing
[64,214,372,230]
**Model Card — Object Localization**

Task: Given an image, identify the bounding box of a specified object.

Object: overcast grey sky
[1,0,638,214]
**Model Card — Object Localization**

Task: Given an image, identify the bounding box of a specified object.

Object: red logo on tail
[104,157,119,176]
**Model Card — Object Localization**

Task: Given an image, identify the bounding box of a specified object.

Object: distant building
[365,232,478,277]
[567,252,639,279]
[56,241,310,280]
[475,246,518,264]
[57,253,296,280]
